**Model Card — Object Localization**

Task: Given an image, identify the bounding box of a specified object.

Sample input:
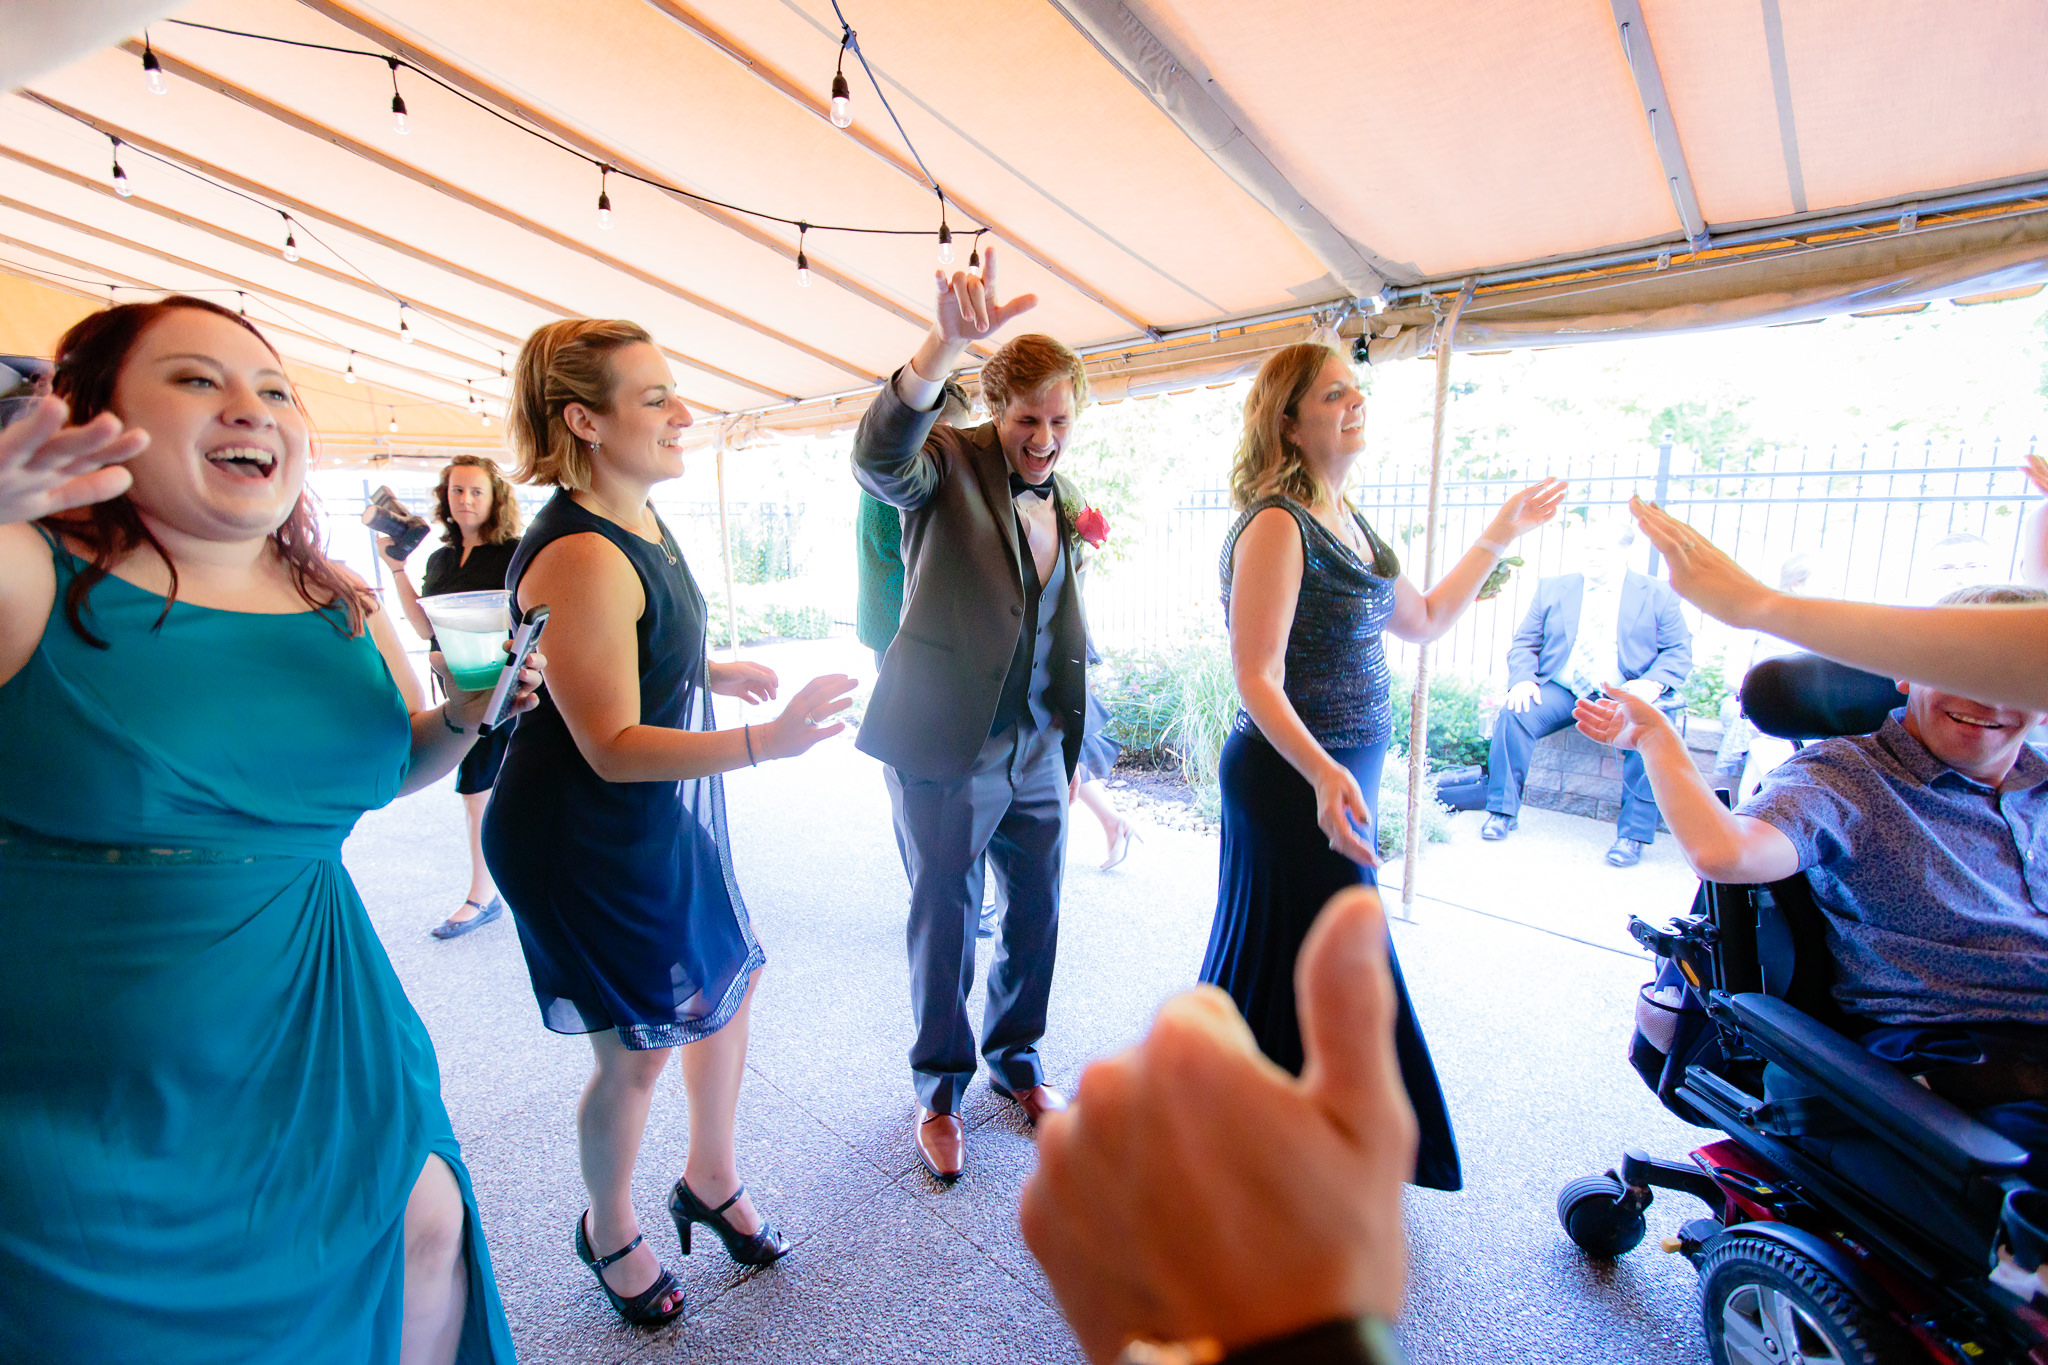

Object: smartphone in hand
[479,606,547,735]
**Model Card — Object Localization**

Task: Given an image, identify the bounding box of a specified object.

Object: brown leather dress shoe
[991,1082,1068,1127]
[914,1108,964,1181]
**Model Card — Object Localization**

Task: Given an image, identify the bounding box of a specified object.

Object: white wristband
[1474,537,1509,558]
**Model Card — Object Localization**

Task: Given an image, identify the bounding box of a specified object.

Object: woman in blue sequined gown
[0,299,539,1363]
[482,320,855,1327]
[1200,343,1564,1191]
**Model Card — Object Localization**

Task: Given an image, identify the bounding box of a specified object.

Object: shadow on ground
[348,638,1715,1364]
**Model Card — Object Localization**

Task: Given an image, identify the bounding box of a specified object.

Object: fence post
[1644,429,1674,576]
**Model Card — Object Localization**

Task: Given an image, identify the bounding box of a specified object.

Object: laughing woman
[484,319,854,1328]
[0,298,535,1363]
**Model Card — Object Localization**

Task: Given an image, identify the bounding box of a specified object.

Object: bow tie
[1009,474,1054,501]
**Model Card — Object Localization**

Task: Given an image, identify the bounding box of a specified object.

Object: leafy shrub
[1095,650,1187,757]
[1096,639,1239,814]
[1678,655,1729,719]
[1388,670,1493,771]
[760,604,833,640]
[701,592,836,645]
[1376,748,1454,858]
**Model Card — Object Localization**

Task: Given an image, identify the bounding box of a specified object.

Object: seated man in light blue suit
[1483,516,1693,866]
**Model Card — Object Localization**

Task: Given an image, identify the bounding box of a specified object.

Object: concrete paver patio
[351,639,1724,1363]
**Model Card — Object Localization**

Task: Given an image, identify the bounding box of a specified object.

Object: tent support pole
[1400,280,1473,919]
[715,437,741,659]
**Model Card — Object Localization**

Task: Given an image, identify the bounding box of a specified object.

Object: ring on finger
[802,713,819,728]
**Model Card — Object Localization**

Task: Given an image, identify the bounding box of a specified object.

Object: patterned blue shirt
[1739,711,2048,1026]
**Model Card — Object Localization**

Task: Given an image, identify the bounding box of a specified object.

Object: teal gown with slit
[0,532,515,1364]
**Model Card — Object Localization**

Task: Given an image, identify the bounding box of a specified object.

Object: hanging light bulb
[110,138,132,198]
[968,234,982,270]
[937,221,954,266]
[397,303,414,344]
[141,34,167,96]
[795,224,812,287]
[388,58,409,135]
[829,71,852,129]
[481,409,492,428]
[596,166,613,230]
[280,213,300,263]
[388,407,398,432]
[828,33,853,129]
[344,351,358,384]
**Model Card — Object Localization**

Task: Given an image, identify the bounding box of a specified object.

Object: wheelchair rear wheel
[1699,1235,1897,1365]
[1557,1174,1648,1258]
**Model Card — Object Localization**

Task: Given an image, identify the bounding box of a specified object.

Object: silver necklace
[579,491,676,565]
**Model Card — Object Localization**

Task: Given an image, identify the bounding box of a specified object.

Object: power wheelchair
[1555,653,2048,1365]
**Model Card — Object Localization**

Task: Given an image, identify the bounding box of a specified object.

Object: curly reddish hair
[432,454,522,549]
[40,295,374,646]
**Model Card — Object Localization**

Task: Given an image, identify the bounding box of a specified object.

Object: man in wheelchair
[1578,583,2048,1181]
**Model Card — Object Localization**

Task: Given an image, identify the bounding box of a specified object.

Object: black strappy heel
[574,1211,685,1326]
[669,1177,791,1266]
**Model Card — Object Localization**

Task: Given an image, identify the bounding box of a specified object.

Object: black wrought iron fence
[1084,435,2043,690]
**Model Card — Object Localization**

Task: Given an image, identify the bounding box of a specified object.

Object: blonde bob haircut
[507,318,654,489]
[977,333,1089,420]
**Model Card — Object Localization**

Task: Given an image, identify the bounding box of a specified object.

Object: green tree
[1645,398,1755,469]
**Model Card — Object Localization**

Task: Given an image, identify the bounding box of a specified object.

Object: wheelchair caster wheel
[1557,1174,1648,1258]
[1700,1234,1896,1365]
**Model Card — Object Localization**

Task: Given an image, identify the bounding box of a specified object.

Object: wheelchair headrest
[1740,653,1901,740]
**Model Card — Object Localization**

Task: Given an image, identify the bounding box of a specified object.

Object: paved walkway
[351,640,1720,1363]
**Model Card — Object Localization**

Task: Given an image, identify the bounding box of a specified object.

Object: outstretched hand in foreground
[1573,688,1674,753]
[1021,886,1414,1364]
[1629,495,1776,629]
[0,397,150,525]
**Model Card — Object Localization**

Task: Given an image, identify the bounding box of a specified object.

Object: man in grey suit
[1482,517,1693,866]
[852,247,1083,1180]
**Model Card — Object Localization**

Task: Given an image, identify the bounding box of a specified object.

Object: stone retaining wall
[1511,714,1722,830]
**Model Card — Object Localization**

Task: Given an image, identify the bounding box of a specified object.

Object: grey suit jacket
[1505,570,1693,694]
[850,373,1087,781]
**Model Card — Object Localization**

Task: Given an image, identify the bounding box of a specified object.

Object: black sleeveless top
[1220,497,1401,750]
[505,491,701,746]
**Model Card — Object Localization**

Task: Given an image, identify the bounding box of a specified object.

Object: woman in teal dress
[0,299,536,1364]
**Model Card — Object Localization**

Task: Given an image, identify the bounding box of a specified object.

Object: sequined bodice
[1220,497,1399,750]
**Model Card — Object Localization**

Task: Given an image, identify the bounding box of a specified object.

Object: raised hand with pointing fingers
[932,241,1039,349]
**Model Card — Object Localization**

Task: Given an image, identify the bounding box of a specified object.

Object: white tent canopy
[4,0,2046,449]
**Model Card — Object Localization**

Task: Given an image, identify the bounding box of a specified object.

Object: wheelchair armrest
[1714,992,2033,1179]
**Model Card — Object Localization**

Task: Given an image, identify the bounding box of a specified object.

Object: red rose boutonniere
[1073,506,1110,548]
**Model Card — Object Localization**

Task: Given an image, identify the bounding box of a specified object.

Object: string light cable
[152,16,983,250]
[0,254,506,414]
[26,91,507,360]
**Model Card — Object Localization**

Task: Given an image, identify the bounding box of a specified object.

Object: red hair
[41,296,373,646]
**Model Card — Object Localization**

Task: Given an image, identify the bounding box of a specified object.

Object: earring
[590,437,601,455]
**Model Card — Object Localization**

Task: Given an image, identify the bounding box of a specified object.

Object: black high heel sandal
[574,1211,686,1327]
[669,1177,791,1266]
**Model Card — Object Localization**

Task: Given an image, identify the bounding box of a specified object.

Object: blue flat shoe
[431,896,503,939]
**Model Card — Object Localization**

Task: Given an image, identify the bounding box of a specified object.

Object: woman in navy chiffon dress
[482,319,853,1329]
[1198,342,1564,1192]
